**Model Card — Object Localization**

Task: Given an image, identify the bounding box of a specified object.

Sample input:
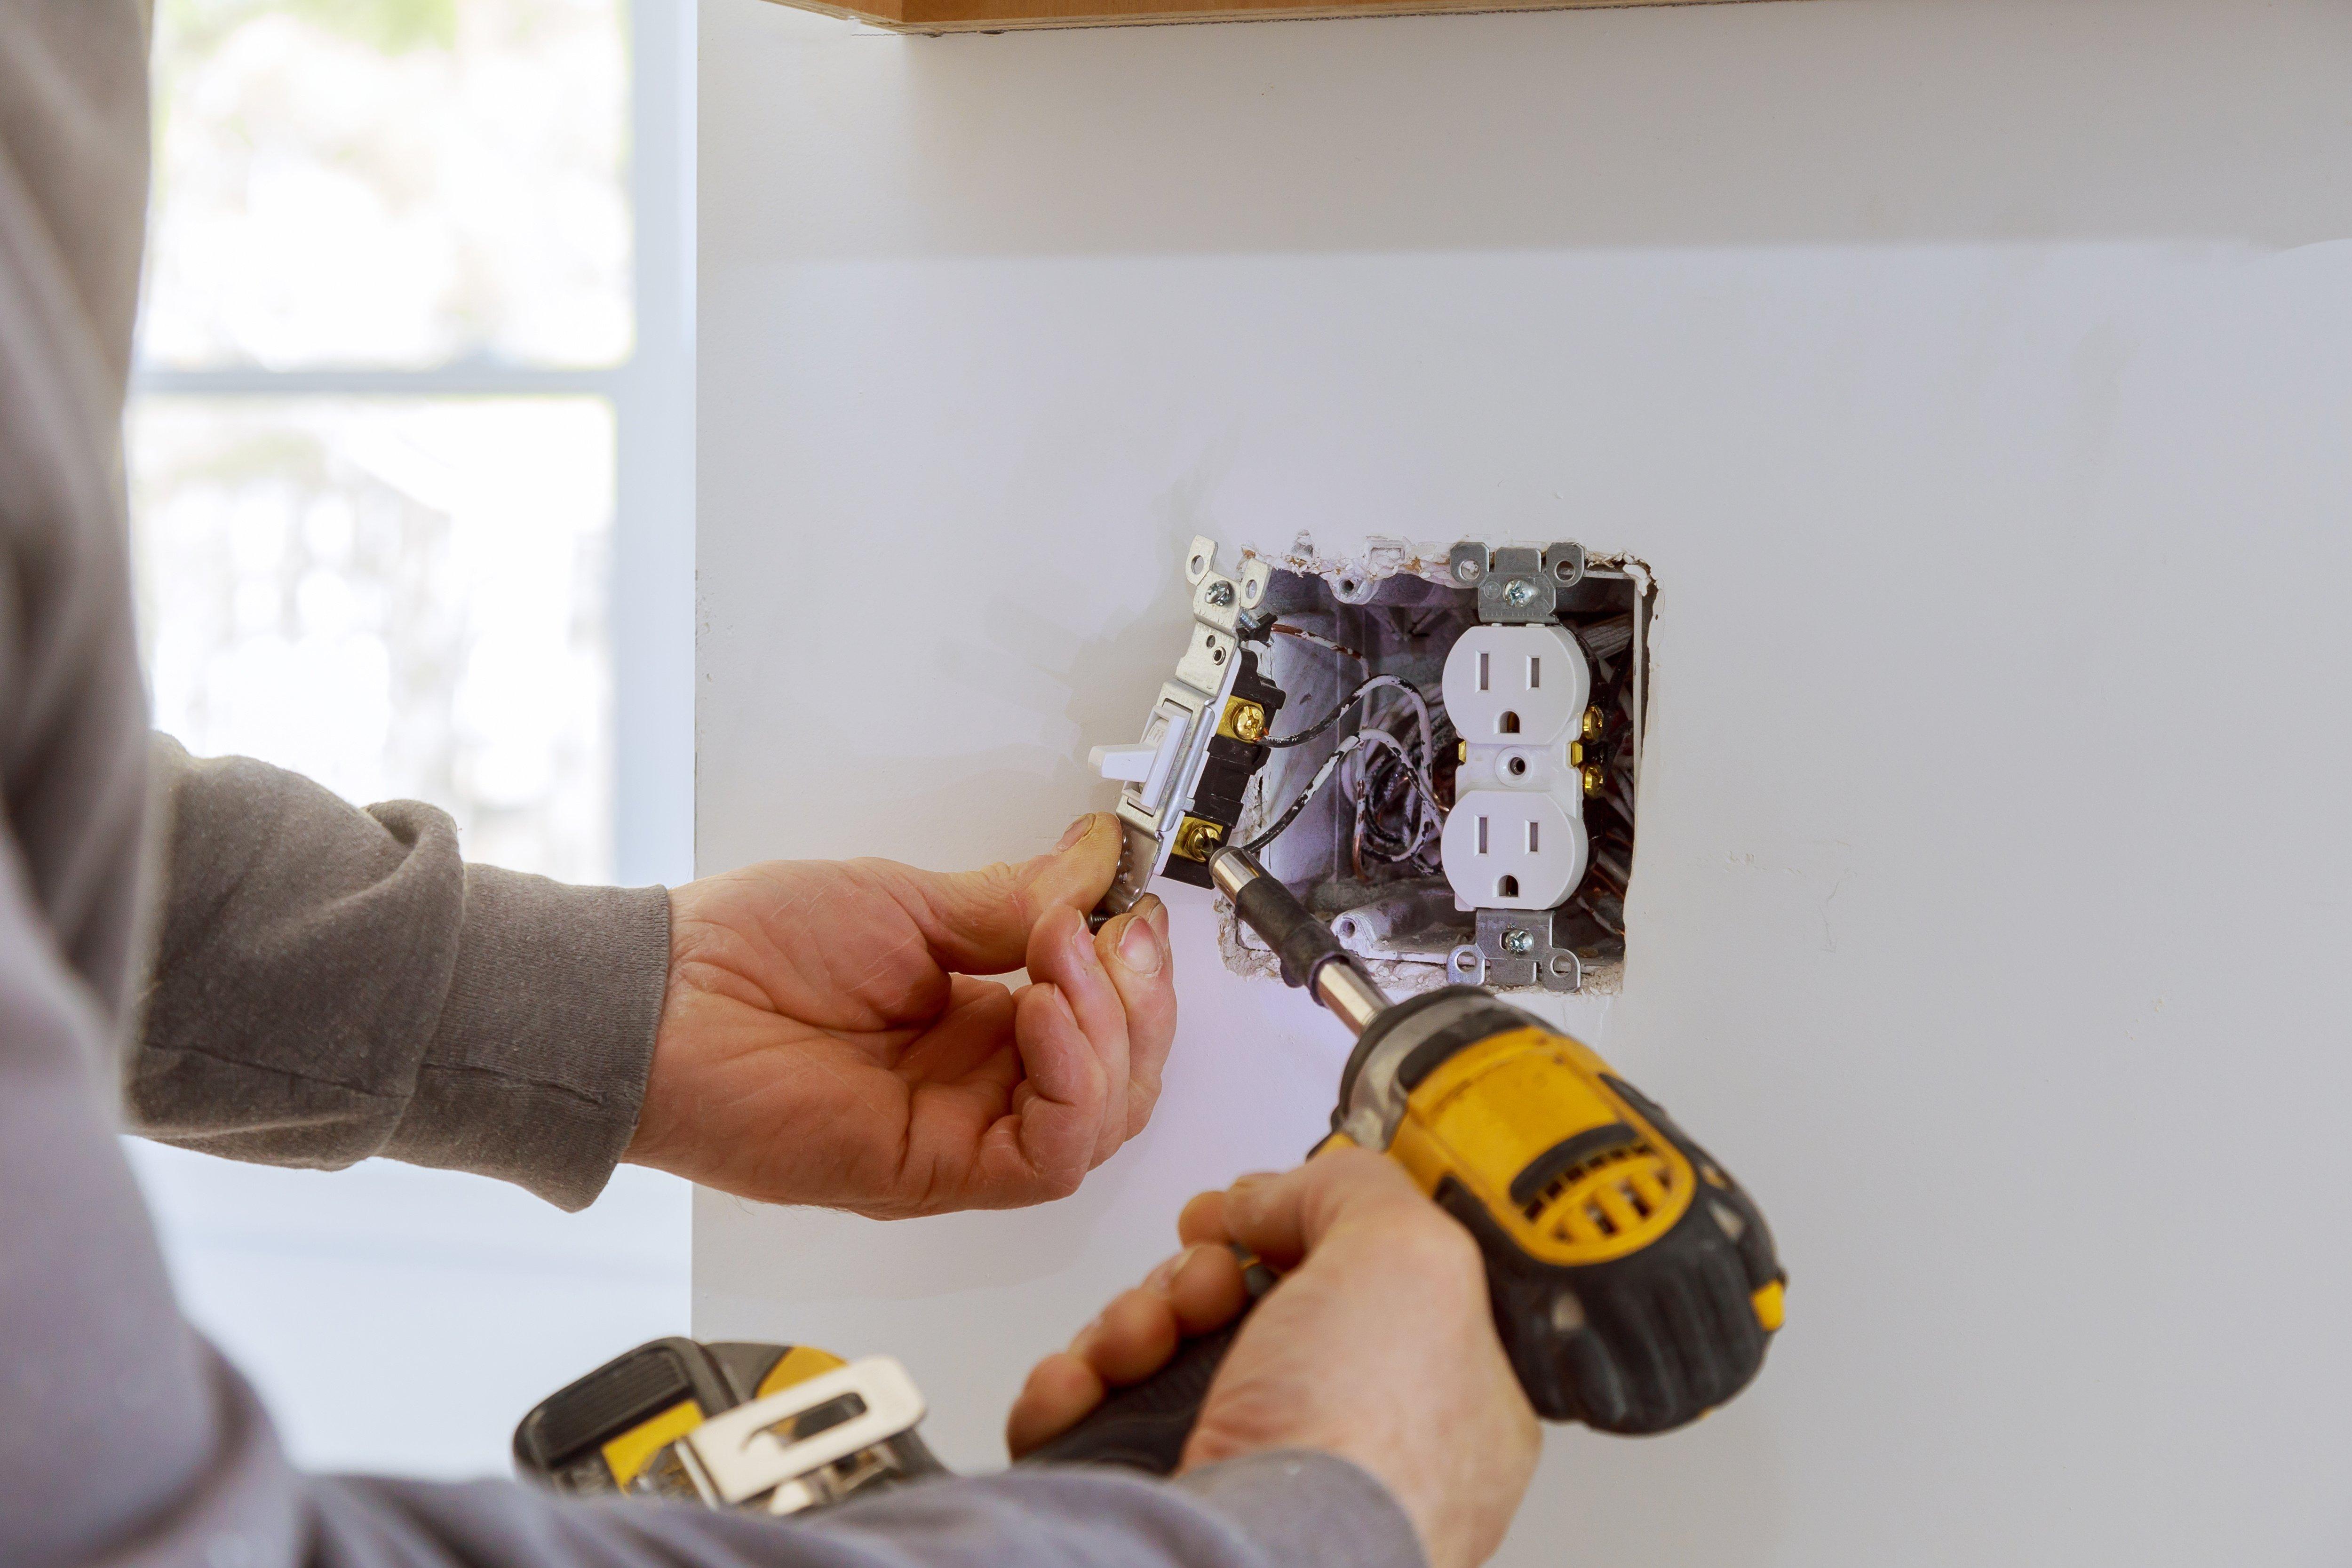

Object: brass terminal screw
[1581,764,1606,798]
[1581,705,1605,742]
[1227,700,1267,744]
[1172,817,1225,862]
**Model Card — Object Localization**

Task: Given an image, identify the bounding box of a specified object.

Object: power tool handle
[1019,1312,1249,1475]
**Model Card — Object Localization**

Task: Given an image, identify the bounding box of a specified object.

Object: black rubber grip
[1018,1311,1252,1475]
[1231,872,1348,992]
[1021,1257,1274,1475]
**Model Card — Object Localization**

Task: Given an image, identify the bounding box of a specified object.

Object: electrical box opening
[1088,535,1650,995]
[1237,538,1651,995]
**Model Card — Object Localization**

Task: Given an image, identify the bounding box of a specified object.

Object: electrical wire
[1242,715,1450,859]
[1236,733,1363,852]
[1245,637,1459,863]
[1263,673,1423,749]
[1352,714,1449,869]
[1270,623,1366,663]
[1346,728,1446,857]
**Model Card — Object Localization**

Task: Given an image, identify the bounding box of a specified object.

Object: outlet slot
[1499,875,1520,898]
[1499,711,1521,733]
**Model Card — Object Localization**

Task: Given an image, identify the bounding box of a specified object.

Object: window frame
[130,0,696,888]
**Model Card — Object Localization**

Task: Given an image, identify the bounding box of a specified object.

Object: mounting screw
[1205,580,1236,607]
[1501,927,1534,955]
[1502,578,1537,608]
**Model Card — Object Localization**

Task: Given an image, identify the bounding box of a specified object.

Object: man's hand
[624,813,1174,1217]
[1006,1151,1541,1568]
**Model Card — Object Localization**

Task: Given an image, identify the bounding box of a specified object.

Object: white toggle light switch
[1089,743,1160,784]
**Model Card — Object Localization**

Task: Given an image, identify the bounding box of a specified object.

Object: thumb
[1221,1148,1433,1269]
[891,812,1123,975]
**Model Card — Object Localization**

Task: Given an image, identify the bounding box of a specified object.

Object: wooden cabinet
[766,0,1772,36]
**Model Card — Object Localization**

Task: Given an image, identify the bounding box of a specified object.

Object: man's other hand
[1007,1150,1541,1568]
[624,813,1174,1216]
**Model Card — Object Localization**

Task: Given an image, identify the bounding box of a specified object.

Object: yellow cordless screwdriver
[1033,848,1783,1470]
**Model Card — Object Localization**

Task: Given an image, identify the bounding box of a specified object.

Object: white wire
[1347,727,1444,858]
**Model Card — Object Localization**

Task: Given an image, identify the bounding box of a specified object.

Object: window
[125,0,693,1478]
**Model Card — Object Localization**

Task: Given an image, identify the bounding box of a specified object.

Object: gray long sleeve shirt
[0,5,1421,1566]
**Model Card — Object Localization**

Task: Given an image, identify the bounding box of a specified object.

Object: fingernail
[1115,911,1164,976]
[1056,814,1095,852]
[1144,1248,1192,1293]
[1133,893,1165,928]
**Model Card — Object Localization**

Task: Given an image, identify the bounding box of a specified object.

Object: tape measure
[513,1337,942,1514]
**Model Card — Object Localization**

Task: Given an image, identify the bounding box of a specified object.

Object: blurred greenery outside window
[133,0,631,881]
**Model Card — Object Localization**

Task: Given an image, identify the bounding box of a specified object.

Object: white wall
[695,1,2352,1560]
[129,1146,688,1477]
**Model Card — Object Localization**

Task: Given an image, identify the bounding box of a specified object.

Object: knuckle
[1406,1209,1486,1276]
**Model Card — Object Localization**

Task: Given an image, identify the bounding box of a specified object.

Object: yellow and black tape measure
[514,1337,939,1508]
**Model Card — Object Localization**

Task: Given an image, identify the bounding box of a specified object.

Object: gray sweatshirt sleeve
[138,1341,1424,1568]
[342,1451,1423,1568]
[126,735,672,1210]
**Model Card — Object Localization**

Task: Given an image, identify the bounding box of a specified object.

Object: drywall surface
[695,0,2352,1560]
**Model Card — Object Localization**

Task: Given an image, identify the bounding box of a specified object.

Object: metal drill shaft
[1306,954,1390,1038]
[1208,848,1392,1038]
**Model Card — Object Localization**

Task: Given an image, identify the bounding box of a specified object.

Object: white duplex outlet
[1440,624,1592,912]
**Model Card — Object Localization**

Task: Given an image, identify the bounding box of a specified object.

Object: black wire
[1262,675,1423,749]
[1356,731,1432,863]
[1247,670,1454,857]
[1236,735,1361,852]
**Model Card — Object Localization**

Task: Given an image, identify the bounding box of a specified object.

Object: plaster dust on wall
[696,0,2352,1561]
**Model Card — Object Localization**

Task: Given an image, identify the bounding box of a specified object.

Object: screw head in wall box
[1501,928,1534,955]
[1502,578,1537,609]
[1205,580,1236,607]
